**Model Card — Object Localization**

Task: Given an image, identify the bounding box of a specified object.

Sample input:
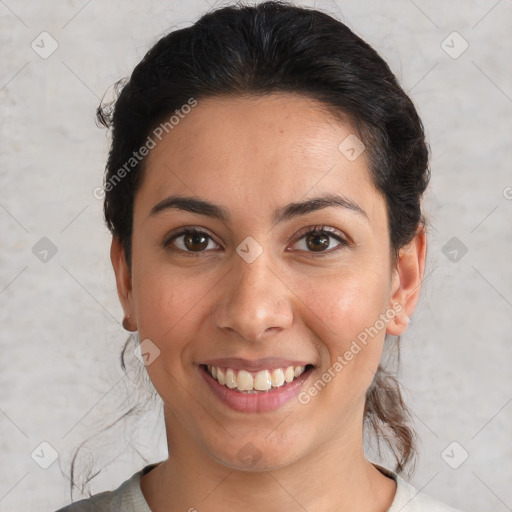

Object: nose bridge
[214,247,293,342]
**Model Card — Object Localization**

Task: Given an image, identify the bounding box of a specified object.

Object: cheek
[304,268,390,345]
[132,267,206,351]
[131,271,206,401]
[295,266,391,400]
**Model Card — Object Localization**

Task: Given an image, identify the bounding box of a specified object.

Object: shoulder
[377,465,462,512]
[55,487,116,512]
[54,464,157,512]
[392,476,462,512]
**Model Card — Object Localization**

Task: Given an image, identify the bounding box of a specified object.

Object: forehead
[135,92,382,224]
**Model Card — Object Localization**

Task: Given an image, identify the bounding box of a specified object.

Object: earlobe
[110,237,136,331]
[386,226,427,336]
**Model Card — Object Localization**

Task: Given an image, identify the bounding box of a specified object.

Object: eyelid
[292,224,348,243]
[163,226,220,250]
[288,224,350,256]
[163,224,351,255]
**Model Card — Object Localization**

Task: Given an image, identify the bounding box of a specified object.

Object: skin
[111,92,426,512]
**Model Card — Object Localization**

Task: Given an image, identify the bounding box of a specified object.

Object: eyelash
[163,225,349,258]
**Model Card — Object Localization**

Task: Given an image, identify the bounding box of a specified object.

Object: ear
[386,225,427,336]
[110,236,136,331]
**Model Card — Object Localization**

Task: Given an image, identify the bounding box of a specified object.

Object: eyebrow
[149,193,368,224]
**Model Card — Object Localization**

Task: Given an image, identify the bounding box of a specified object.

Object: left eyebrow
[149,193,368,224]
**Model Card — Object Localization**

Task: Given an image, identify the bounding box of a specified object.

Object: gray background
[1,1,511,510]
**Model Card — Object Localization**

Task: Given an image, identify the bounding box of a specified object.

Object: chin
[207,433,306,472]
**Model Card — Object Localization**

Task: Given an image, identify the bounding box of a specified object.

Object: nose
[213,252,294,343]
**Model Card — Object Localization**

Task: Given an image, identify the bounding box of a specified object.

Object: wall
[0,1,511,510]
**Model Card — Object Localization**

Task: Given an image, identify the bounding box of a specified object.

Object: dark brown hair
[72,0,429,497]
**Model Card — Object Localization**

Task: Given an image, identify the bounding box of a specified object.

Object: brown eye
[164,225,348,257]
[305,232,330,252]
[292,226,348,256]
[164,228,219,254]
[183,231,209,251]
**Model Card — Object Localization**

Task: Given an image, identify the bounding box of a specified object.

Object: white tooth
[225,368,237,389]
[254,370,272,391]
[211,366,217,379]
[217,368,225,385]
[237,370,254,391]
[270,368,285,388]
[284,366,295,383]
[294,366,305,378]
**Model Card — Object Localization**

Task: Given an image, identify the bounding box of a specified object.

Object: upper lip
[200,357,313,372]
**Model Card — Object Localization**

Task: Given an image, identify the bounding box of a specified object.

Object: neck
[140,406,396,512]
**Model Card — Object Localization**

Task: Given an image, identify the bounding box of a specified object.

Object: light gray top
[55,463,461,511]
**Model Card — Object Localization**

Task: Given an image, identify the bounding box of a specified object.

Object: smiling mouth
[200,364,315,393]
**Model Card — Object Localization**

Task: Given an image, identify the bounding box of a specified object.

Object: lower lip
[199,365,313,413]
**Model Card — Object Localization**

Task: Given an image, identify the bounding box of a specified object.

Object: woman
[57,1,461,510]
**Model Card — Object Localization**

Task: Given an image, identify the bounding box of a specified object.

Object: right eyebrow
[149,193,368,224]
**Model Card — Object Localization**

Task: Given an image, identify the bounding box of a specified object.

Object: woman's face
[113,93,421,471]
